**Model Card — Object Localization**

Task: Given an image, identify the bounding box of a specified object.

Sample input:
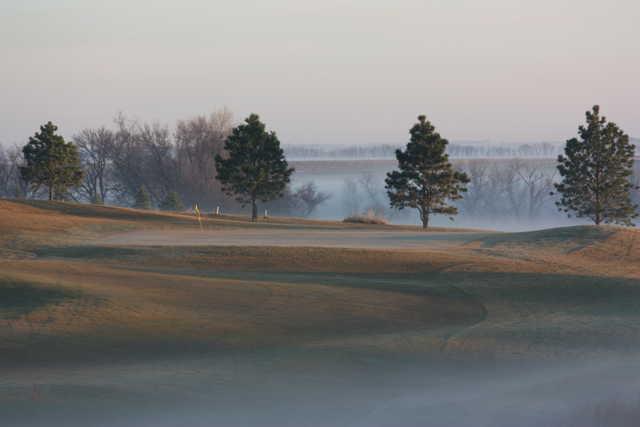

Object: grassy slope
[1,199,639,369]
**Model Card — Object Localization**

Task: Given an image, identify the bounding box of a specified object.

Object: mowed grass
[1,199,640,367]
[0,199,476,252]
[0,259,484,367]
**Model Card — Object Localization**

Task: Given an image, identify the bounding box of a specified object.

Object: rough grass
[0,199,478,250]
[3,200,640,427]
[0,259,485,367]
[1,200,639,367]
[32,244,529,274]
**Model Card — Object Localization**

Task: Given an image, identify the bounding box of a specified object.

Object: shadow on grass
[34,245,147,259]
[122,268,640,315]
[434,271,640,316]
[478,225,614,251]
[0,280,80,318]
[31,242,640,319]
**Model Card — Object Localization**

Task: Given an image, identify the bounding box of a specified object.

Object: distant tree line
[335,158,559,228]
[284,141,565,160]
[456,158,557,222]
[1,106,637,227]
[0,110,329,219]
[382,108,637,228]
[0,146,28,199]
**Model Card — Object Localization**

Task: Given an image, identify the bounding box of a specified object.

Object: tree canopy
[20,122,83,200]
[385,115,469,229]
[215,114,294,221]
[555,105,638,226]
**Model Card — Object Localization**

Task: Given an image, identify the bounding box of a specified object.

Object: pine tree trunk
[251,198,257,222]
[48,185,53,201]
[421,211,429,230]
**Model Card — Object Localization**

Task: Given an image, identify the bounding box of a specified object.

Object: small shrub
[133,186,151,210]
[159,191,184,211]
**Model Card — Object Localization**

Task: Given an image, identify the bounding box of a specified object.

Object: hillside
[1,199,639,362]
[1,200,640,426]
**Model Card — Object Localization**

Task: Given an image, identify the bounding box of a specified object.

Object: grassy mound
[2,199,199,225]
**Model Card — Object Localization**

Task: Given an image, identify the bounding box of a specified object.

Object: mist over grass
[1,200,639,427]
[4,353,640,427]
[291,158,639,231]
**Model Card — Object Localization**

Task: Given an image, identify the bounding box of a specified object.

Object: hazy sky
[1,0,639,145]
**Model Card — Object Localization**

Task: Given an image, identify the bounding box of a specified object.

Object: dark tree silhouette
[20,122,83,200]
[215,114,294,221]
[386,115,469,229]
[555,106,638,225]
[133,186,152,210]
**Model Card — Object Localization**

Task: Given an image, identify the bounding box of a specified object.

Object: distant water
[289,159,595,231]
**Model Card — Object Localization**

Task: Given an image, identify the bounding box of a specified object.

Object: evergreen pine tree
[160,191,184,211]
[555,106,638,225]
[133,186,152,210]
[20,122,83,200]
[385,115,469,229]
[215,114,294,221]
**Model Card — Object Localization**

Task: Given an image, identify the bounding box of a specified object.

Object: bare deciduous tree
[175,108,233,208]
[0,146,38,199]
[458,160,490,216]
[454,158,558,225]
[109,114,177,206]
[341,178,361,216]
[632,160,640,209]
[504,160,531,220]
[514,159,556,220]
[0,148,11,197]
[291,182,330,217]
[74,127,115,204]
[358,172,388,217]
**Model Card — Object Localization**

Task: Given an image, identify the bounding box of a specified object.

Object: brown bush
[343,209,389,225]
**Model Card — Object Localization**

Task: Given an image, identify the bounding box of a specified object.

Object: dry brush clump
[343,209,389,225]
